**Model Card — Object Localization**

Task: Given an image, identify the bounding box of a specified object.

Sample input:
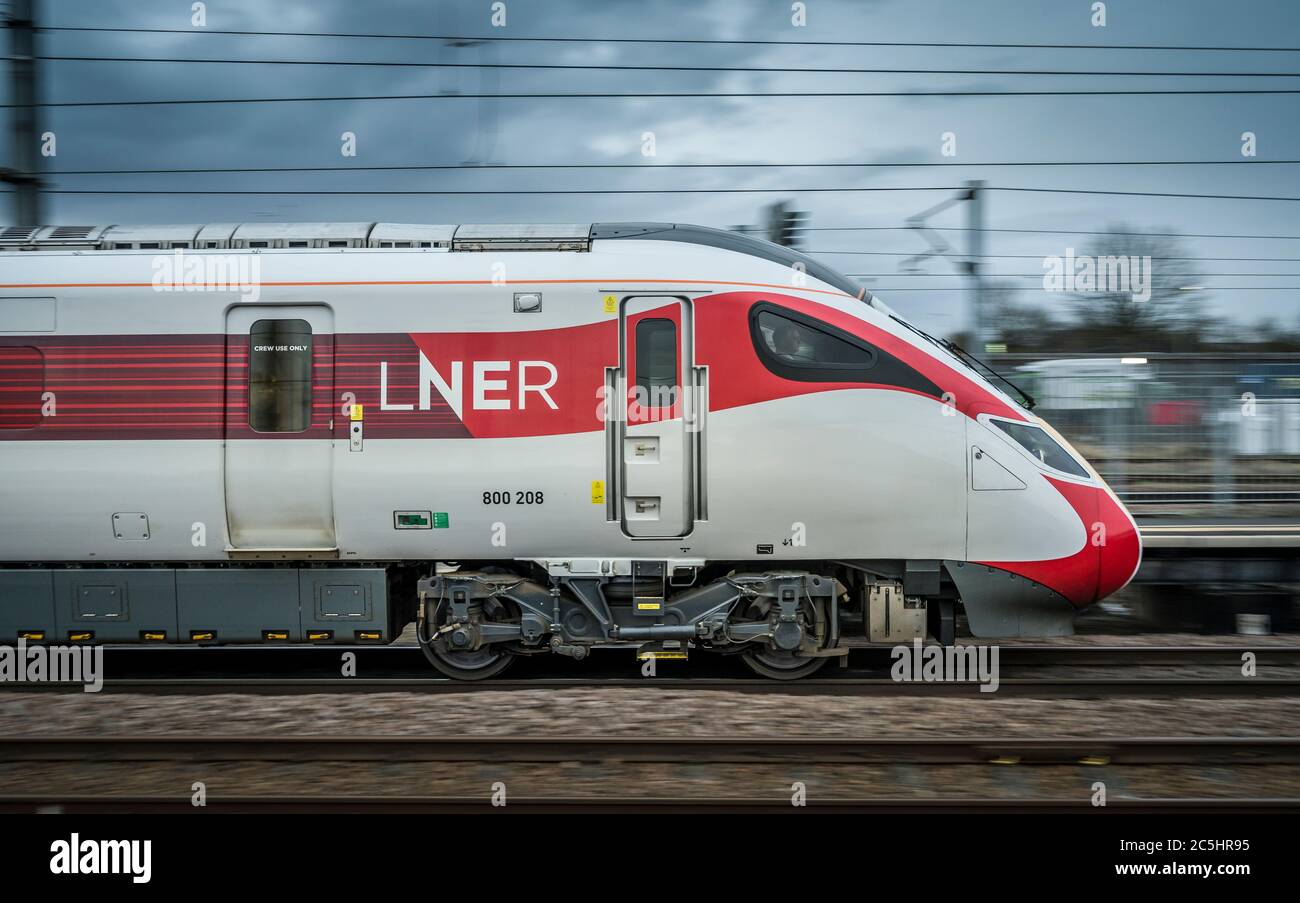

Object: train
[0,221,1141,678]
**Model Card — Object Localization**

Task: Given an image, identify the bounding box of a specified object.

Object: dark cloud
[3,0,1298,329]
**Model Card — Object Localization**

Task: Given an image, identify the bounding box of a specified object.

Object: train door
[613,296,700,537]
[224,305,337,550]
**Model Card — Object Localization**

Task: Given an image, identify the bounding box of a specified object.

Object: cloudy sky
[3,0,1299,336]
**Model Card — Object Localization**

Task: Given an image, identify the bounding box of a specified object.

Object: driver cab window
[751,306,876,382]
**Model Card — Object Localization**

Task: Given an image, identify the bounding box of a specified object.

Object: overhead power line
[33,26,1300,52]
[41,186,1300,201]
[36,55,1300,77]
[40,159,1300,175]
[842,272,1300,277]
[44,186,963,196]
[841,284,1300,290]
[803,226,1300,240]
[10,87,1300,109]
[812,251,1300,262]
[989,186,1300,202]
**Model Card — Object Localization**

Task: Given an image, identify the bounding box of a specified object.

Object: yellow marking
[190,631,215,641]
[263,631,289,641]
[1078,755,1110,766]
[307,631,332,641]
[68,632,94,642]
[989,756,1020,766]
[18,631,44,641]
[141,632,166,641]
[603,294,618,313]
[637,651,688,660]
[591,480,606,505]
[636,602,662,611]
[350,403,364,422]
[356,631,382,641]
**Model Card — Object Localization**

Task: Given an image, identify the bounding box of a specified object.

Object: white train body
[0,223,1140,676]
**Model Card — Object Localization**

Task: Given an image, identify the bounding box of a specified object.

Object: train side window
[248,319,313,432]
[635,318,678,407]
[0,346,43,430]
[750,305,876,383]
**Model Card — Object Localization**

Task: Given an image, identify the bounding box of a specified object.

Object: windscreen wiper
[941,339,1036,411]
[888,314,1036,411]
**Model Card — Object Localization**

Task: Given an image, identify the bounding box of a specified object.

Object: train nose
[1035,419,1142,604]
[1095,485,1142,601]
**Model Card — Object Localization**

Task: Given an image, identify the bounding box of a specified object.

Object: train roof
[0,221,867,297]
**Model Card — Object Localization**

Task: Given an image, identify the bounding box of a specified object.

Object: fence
[992,354,1300,518]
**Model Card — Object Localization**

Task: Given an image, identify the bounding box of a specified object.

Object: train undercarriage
[417,560,959,680]
[0,559,964,680]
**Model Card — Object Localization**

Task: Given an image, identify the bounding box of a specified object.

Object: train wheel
[740,647,829,680]
[423,641,515,680]
[736,592,830,680]
[419,596,516,681]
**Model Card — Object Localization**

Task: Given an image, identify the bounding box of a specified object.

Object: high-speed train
[0,222,1141,678]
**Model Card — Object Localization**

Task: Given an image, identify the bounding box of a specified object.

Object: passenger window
[751,306,877,384]
[635,318,678,407]
[0,346,43,429]
[248,319,313,432]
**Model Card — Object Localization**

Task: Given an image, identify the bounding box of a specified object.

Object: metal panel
[99,224,204,249]
[194,223,241,248]
[0,225,110,249]
[945,561,1076,637]
[368,223,456,248]
[0,570,55,641]
[452,223,590,251]
[53,569,178,643]
[231,222,374,249]
[0,297,56,332]
[300,568,388,641]
[177,568,301,642]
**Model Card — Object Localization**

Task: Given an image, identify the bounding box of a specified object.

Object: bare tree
[1063,224,1206,350]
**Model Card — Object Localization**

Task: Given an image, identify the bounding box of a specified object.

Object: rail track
[10,675,1300,696]
[75,642,1300,666]
[4,736,1299,814]
[5,735,1300,764]
[4,796,1295,814]
[3,643,1299,695]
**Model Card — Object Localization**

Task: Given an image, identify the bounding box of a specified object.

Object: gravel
[1,689,1298,739]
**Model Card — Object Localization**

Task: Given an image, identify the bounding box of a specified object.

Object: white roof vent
[369,223,456,248]
[452,223,591,251]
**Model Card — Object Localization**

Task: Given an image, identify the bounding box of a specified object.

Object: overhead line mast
[2,0,42,228]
